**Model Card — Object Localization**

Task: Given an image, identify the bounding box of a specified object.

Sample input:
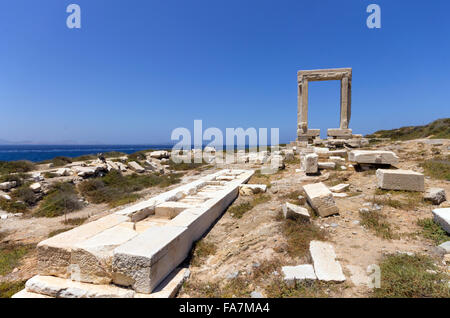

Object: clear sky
[0,0,449,144]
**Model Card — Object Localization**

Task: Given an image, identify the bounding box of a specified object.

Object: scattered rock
[30,182,42,193]
[424,188,446,205]
[303,182,339,217]
[0,181,17,191]
[127,161,145,173]
[282,202,310,221]
[250,291,264,298]
[437,241,450,254]
[329,184,349,193]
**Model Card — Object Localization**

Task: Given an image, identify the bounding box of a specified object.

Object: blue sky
[0,0,449,144]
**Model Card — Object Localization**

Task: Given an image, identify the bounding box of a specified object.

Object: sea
[0,145,173,162]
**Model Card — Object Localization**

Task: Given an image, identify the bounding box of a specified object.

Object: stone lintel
[298,68,352,82]
[327,128,353,138]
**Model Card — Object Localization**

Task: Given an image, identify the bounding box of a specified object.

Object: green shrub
[0,161,35,175]
[417,218,450,245]
[35,182,83,217]
[0,280,26,298]
[78,170,182,207]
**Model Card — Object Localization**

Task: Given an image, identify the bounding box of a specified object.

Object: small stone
[438,241,450,254]
[250,291,264,298]
[424,188,446,205]
[282,202,310,221]
[227,270,239,279]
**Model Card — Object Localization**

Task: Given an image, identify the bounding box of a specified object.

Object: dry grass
[228,194,271,219]
[277,211,327,258]
[0,243,34,276]
[420,156,450,181]
[190,240,217,267]
[417,218,450,245]
[0,280,26,298]
[372,254,450,298]
[359,210,396,240]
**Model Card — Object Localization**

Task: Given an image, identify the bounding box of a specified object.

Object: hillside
[366,118,450,140]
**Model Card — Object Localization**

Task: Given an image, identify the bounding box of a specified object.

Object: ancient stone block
[348,150,399,165]
[25,275,135,298]
[282,265,316,286]
[128,161,145,173]
[282,202,310,221]
[37,214,130,278]
[302,153,318,174]
[309,241,345,282]
[71,224,139,284]
[112,225,191,294]
[376,169,424,192]
[303,183,339,217]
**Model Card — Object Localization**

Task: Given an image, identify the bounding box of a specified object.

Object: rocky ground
[178,138,450,298]
[1,139,449,298]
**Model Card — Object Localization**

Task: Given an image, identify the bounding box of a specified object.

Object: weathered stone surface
[348,150,399,165]
[11,289,53,298]
[327,128,352,138]
[155,201,195,218]
[239,184,267,195]
[128,161,145,173]
[112,225,191,294]
[284,149,295,161]
[30,182,41,193]
[55,168,71,176]
[0,181,17,191]
[282,265,316,286]
[309,241,345,282]
[0,192,11,200]
[37,214,130,278]
[376,169,424,192]
[424,188,446,205]
[25,275,135,298]
[432,208,450,234]
[149,151,169,159]
[282,202,310,221]
[318,162,336,170]
[134,267,190,298]
[302,153,318,174]
[303,183,339,217]
[71,224,139,284]
[329,183,349,193]
[437,241,450,254]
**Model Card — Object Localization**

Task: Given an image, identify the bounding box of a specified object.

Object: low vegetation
[366,118,450,140]
[190,240,217,267]
[281,190,305,205]
[420,156,450,181]
[63,217,87,226]
[277,212,327,257]
[0,160,35,175]
[417,218,450,245]
[324,171,350,187]
[372,254,450,298]
[228,194,271,219]
[48,227,73,238]
[0,243,33,276]
[359,210,396,240]
[373,189,426,209]
[78,170,182,207]
[0,280,26,298]
[35,182,83,217]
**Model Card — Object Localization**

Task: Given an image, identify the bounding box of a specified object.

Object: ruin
[294,68,367,147]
